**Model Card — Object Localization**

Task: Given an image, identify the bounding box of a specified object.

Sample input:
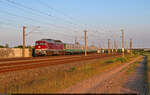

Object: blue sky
[0,0,150,48]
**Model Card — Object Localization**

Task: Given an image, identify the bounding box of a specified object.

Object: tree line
[0,44,32,48]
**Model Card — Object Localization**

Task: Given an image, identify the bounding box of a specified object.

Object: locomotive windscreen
[41,39,55,43]
[54,40,62,43]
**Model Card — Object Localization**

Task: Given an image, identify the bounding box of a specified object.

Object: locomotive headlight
[38,46,41,48]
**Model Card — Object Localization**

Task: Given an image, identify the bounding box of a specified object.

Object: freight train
[34,39,97,56]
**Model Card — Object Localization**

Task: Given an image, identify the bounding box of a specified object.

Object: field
[0,54,139,93]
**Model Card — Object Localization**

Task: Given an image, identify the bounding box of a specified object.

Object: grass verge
[143,52,150,92]
[0,54,139,93]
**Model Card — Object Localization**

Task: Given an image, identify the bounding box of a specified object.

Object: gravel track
[121,57,148,94]
[61,56,144,94]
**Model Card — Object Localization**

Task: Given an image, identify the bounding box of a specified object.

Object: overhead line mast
[22,26,26,57]
[84,30,88,56]
[121,29,125,57]
[108,39,111,54]
[130,39,133,55]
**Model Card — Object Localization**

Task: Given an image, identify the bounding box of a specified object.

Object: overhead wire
[0,0,115,47]
[0,8,80,34]
[4,0,83,30]
[0,0,82,33]
[0,13,74,41]
[35,0,86,28]
[1,0,105,38]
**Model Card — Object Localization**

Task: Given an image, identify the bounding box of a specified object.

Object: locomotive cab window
[36,43,39,45]
[40,43,45,45]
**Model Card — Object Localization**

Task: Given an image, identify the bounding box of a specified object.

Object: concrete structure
[0,48,32,58]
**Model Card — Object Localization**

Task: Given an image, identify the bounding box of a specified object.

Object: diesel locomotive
[35,39,97,56]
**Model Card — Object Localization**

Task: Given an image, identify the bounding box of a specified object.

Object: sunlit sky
[0,0,150,48]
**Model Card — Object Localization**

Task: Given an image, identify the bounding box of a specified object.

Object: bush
[66,67,76,72]
[0,45,5,48]
[84,64,91,73]
[115,57,127,63]
[105,60,114,64]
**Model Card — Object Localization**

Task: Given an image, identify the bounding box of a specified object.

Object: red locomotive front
[35,39,64,55]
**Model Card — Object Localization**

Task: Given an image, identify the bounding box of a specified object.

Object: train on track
[34,39,97,56]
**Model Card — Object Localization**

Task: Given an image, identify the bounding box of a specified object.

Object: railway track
[0,54,121,74]
[0,54,89,62]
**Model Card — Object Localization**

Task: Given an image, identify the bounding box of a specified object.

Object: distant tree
[5,43,9,48]
[26,45,32,48]
[0,45,4,48]
[14,45,23,48]
[14,45,32,48]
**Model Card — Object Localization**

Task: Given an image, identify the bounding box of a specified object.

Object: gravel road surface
[61,56,148,94]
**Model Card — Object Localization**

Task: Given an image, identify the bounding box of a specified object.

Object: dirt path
[60,56,146,94]
[120,57,148,94]
[88,56,148,94]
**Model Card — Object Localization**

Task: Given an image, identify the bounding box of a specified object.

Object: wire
[39,28,74,38]
[0,8,78,32]
[36,0,86,28]
[0,0,84,34]
[4,0,83,29]
[0,0,119,47]
[0,20,20,28]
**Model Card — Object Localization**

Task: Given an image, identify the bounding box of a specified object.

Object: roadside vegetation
[0,54,139,93]
[0,44,9,48]
[143,51,150,92]
[125,59,142,74]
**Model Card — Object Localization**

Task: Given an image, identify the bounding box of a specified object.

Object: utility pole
[112,40,114,54]
[114,40,116,53]
[75,36,77,44]
[126,40,128,53]
[130,39,132,55]
[121,29,125,57]
[114,40,118,53]
[108,39,111,54]
[84,30,87,56]
[126,40,128,49]
[22,26,26,57]
[99,44,102,54]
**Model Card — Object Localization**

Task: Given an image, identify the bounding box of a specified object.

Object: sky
[0,0,150,48]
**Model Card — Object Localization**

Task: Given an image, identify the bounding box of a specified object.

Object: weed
[66,67,76,72]
[115,57,127,63]
[105,60,114,64]
[84,64,91,74]
[126,62,138,74]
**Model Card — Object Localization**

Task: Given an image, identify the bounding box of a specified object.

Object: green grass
[115,57,127,63]
[105,60,115,64]
[104,56,132,64]
[66,67,76,72]
[143,52,150,91]
[137,51,150,92]
[126,61,139,74]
